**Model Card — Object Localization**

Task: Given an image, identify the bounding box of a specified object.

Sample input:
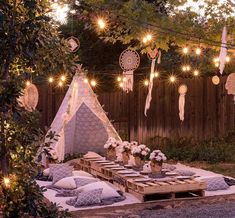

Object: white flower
[141,150,147,156]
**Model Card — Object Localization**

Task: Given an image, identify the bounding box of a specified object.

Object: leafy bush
[148,132,235,164]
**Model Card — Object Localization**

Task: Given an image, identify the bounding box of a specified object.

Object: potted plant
[120,141,132,164]
[131,144,150,168]
[149,150,167,174]
[104,137,118,161]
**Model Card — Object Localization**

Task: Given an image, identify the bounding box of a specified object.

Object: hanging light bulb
[183,47,189,54]
[4,177,10,187]
[119,82,124,88]
[146,34,152,41]
[154,71,159,78]
[144,80,149,86]
[117,76,122,82]
[60,75,66,82]
[213,57,219,63]
[26,81,31,86]
[169,75,176,83]
[97,18,106,29]
[195,48,201,55]
[182,66,187,72]
[90,80,97,87]
[50,3,69,24]
[84,78,89,84]
[215,62,219,67]
[58,81,63,87]
[193,70,199,76]
[48,77,54,83]
[226,56,230,62]
[186,65,191,71]
[142,37,147,44]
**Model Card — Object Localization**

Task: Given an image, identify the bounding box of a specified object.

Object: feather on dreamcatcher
[144,48,161,116]
[119,49,140,92]
[178,84,188,122]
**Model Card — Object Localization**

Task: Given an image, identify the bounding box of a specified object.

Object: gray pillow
[175,169,195,176]
[49,163,69,178]
[202,177,229,191]
[66,188,103,207]
[162,163,176,171]
[74,178,98,188]
[49,164,73,184]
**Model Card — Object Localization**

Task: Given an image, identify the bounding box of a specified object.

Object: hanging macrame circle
[18,84,39,112]
[119,49,140,71]
[178,84,188,94]
[225,73,235,95]
[212,75,220,85]
[66,36,80,53]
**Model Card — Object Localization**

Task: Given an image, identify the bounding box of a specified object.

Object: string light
[50,3,69,24]
[48,77,54,83]
[169,75,176,83]
[60,75,66,82]
[195,48,201,55]
[213,57,219,63]
[26,81,31,86]
[119,82,124,88]
[117,76,122,82]
[182,66,187,72]
[226,56,230,62]
[142,33,152,43]
[154,72,159,78]
[97,18,106,29]
[215,62,219,67]
[123,77,127,82]
[58,81,63,87]
[90,79,97,87]
[193,70,199,76]
[142,37,148,44]
[183,47,189,54]
[3,177,10,187]
[84,78,89,84]
[186,65,191,71]
[144,80,149,86]
[146,34,152,41]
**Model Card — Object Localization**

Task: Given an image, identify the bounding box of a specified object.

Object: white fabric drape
[219,26,227,75]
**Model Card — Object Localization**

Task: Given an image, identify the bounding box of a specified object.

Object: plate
[176,176,192,180]
[165,172,179,176]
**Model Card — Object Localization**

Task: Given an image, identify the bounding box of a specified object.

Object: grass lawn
[187,162,235,178]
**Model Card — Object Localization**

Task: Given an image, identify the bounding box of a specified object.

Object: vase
[134,156,144,168]
[150,161,162,174]
[107,148,116,161]
[122,152,129,165]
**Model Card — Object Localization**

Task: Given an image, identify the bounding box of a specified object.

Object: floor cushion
[77,181,121,200]
[49,164,73,184]
[175,169,195,176]
[72,170,93,178]
[196,176,229,191]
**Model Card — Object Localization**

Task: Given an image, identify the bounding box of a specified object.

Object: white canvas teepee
[48,73,121,161]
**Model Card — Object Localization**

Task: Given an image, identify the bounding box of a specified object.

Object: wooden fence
[37,76,235,143]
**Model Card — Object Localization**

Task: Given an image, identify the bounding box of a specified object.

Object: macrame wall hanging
[18,83,39,112]
[119,49,140,92]
[144,47,161,116]
[178,84,188,122]
[219,26,227,75]
[66,36,80,53]
[225,73,235,103]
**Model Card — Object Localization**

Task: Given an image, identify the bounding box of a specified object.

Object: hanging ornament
[178,84,188,122]
[18,83,39,112]
[66,36,80,53]
[225,73,235,103]
[119,49,140,92]
[212,75,220,85]
[144,48,159,116]
[219,27,227,75]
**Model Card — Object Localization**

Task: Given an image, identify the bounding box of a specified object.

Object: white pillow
[72,170,93,178]
[54,176,98,189]
[43,168,50,176]
[77,181,120,200]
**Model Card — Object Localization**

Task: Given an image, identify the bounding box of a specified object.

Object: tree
[0,0,77,216]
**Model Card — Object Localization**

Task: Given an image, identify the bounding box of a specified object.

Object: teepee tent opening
[47,73,121,161]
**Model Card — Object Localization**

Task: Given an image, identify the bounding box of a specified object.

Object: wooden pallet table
[77,157,207,202]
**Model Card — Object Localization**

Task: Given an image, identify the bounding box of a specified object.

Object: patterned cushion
[175,169,195,176]
[162,163,176,171]
[49,163,69,178]
[201,176,229,191]
[49,164,73,184]
[66,188,103,207]
[74,177,98,188]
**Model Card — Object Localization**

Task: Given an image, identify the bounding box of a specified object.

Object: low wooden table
[77,157,206,202]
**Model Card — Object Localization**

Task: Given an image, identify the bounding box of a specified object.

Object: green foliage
[148,132,235,164]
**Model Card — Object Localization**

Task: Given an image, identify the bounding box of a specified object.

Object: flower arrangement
[104,137,118,150]
[131,144,150,160]
[120,141,132,153]
[149,150,167,164]
[130,141,138,147]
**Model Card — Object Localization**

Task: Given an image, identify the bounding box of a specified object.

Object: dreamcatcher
[144,48,161,116]
[225,73,235,103]
[119,49,140,92]
[18,83,39,112]
[178,84,188,122]
[66,36,80,53]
